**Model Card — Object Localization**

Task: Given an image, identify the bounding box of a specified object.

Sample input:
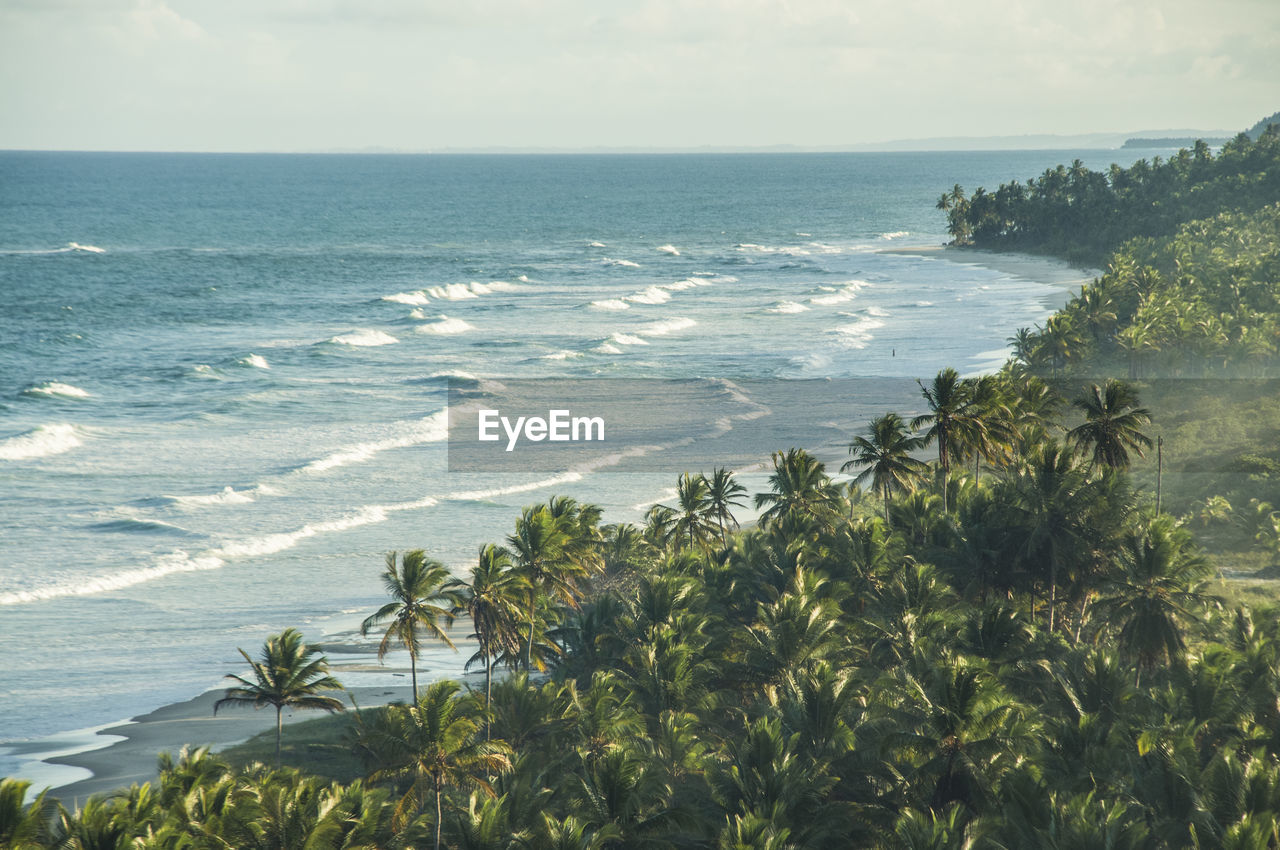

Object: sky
[0,0,1277,152]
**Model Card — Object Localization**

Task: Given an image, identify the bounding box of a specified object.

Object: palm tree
[214,627,346,767]
[754,448,839,529]
[1101,517,1212,684]
[449,544,527,715]
[1066,380,1153,471]
[704,467,748,545]
[356,680,511,849]
[0,779,52,849]
[508,506,578,671]
[912,368,978,509]
[666,472,717,551]
[842,412,928,524]
[362,549,461,702]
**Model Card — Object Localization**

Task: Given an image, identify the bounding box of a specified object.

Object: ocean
[0,149,1137,784]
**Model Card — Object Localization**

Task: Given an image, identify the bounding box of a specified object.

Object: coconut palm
[1101,516,1212,684]
[356,680,512,849]
[913,369,980,509]
[666,472,717,551]
[362,549,462,701]
[1066,380,1153,471]
[704,467,748,545]
[0,779,52,849]
[508,506,577,671]
[449,544,527,714]
[754,448,840,529]
[843,412,929,524]
[214,627,346,767]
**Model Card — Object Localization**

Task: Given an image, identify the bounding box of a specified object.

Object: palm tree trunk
[410,652,419,703]
[1048,560,1057,632]
[484,649,493,742]
[525,596,536,672]
[275,705,283,769]
[434,786,443,850]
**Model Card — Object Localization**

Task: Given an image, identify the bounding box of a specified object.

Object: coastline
[880,244,1100,308]
[10,245,1099,804]
[25,627,481,803]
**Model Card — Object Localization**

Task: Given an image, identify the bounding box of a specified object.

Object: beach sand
[881,245,1100,307]
[39,631,482,803]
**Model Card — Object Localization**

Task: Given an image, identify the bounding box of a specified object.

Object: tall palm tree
[356,680,511,849]
[362,550,462,701]
[912,368,978,509]
[704,467,748,545]
[508,506,577,671]
[214,627,346,767]
[1066,379,1153,471]
[666,472,717,552]
[754,448,839,529]
[1102,517,1212,685]
[842,412,928,524]
[449,544,527,714]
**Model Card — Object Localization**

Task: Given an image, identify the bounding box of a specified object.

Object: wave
[602,257,640,268]
[213,505,391,559]
[541,349,584,361]
[865,306,890,317]
[427,283,479,301]
[415,316,474,335]
[0,424,82,460]
[0,552,225,606]
[191,364,222,379]
[809,280,866,306]
[767,301,809,314]
[167,485,258,507]
[879,231,910,240]
[446,471,584,502]
[610,333,649,346]
[830,315,886,349]
[328,330,399,347]
[22,382,91,399]
[657,244,680,256]
[662,278,699,291]
[382,290,431,305]
[916,300,935,307]
[589,299,630,311]
[68,242,106,253]
[587,241,606,248]
[516,274,531,282]
[0,493,443,606]
[297,410,449,474]
[639,317,697,336]
[235,354,270,369]
[627,285,672,305]
[471,280,520,293]
[90,517,200,537]
[592,342,623,354]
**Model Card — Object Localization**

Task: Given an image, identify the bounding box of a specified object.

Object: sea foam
[382,290,431,305]
[236,354,270,369]
[328,330,399,347]
[767,301,809,314]
[589,299,631,311]
[640,317,697,336]
[627,285,672,305]
[23,382,91,399]
[298,411,449,474]
[415,316,474,335]
[0,424,82,460]
[657,244,680,255]
[603,257,640,268]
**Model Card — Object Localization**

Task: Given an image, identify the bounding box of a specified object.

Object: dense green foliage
[15,372,1280,849]
[939,127,1280,264]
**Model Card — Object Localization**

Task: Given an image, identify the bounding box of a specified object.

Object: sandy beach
[31,630,482,803]
[881,245,1100,307]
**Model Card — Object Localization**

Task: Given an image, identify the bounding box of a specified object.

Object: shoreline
[880,244,1099,308]
[19,625,482,803]
[9,245,1097,803]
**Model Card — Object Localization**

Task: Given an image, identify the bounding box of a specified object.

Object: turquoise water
[0,150,1131,781]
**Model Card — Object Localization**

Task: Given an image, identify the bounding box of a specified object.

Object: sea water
[0,150,1137,780]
